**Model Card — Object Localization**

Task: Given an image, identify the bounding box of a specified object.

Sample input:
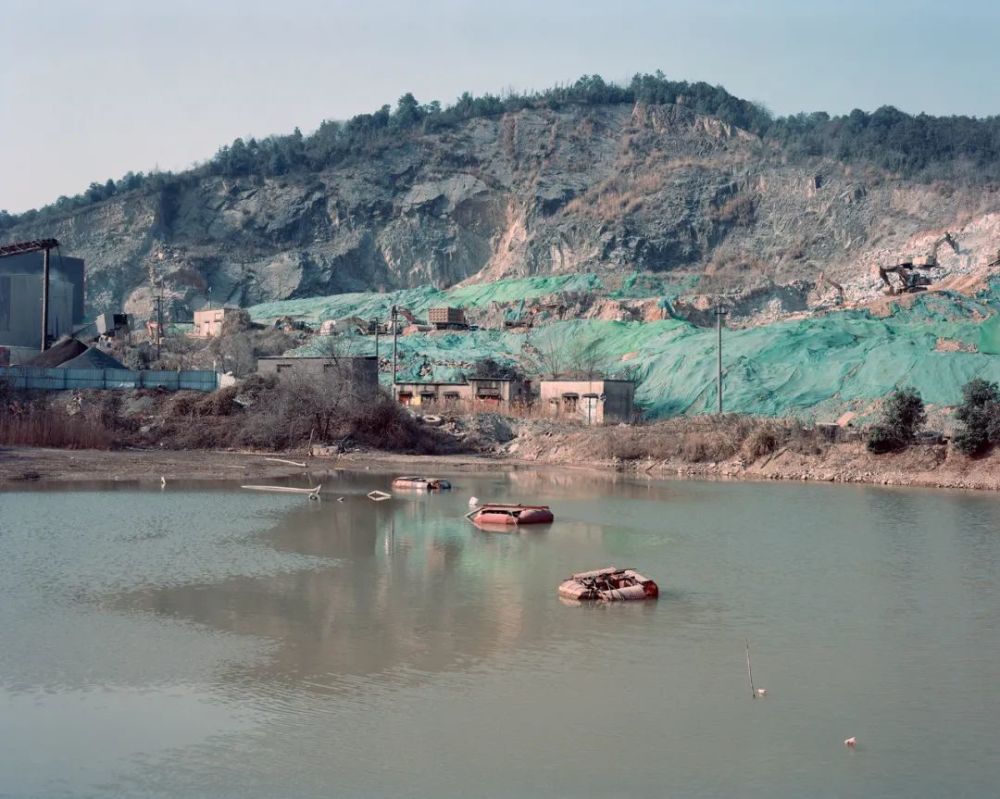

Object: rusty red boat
[467,503,554,526]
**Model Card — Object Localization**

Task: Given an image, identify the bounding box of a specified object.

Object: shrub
[867,387,926,453]
[953,378,1000,456]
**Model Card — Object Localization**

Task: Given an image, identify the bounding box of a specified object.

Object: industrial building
[257,356,380,397]
[427,306,468,330]
[0,250,85,362]
[539,379,636,425]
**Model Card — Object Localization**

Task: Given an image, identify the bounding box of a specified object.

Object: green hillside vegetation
[4,72,1000,232]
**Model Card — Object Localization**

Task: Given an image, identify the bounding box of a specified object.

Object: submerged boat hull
[558,567,659,601]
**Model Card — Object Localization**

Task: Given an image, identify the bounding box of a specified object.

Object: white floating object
[844,737,857,748]
[756,688,767,698]
[160,476,166,486]
[337,497,345,503]
[242,484,322,499]
[469,496,479,507]
[265,457,307,467]
[367,490,392,502]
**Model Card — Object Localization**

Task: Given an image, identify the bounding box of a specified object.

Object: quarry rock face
[6,103,999,320]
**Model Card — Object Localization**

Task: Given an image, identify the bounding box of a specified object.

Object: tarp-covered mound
[268,280,1000,421]
[24,336,88,367]
[57,346,129,370]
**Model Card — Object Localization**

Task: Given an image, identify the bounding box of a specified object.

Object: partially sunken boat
[391,476,452,491]
[558,567,659,602]
[468,503,554,526]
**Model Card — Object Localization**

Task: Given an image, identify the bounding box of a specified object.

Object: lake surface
[1,471,999,798]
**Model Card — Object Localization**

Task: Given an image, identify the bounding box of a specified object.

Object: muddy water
[2,472,999,798]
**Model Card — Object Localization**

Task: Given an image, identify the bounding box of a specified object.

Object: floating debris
[558,567,658,601]
[367,490,392,502]
[242,484,322,500]
[391,476,452,491]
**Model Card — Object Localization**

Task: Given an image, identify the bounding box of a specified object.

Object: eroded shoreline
[2,442,999,493]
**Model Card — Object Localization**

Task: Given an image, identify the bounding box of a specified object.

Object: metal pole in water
[745,638,756,699]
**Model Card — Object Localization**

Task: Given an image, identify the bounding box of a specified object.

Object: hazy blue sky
[2,0,999,213]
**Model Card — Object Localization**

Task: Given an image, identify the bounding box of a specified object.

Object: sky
[2,0,999,213]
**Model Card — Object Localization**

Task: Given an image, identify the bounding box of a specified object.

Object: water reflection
[5,476,1000,799]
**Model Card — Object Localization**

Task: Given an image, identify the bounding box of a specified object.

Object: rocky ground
[7,101,1000,331]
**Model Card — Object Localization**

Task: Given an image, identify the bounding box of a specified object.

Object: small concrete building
[393,376,531,410]
[539,379,636,425]
[466,377,532,408]
[257,356,379,397]
[193,307,243,337]
[394,382,472,407]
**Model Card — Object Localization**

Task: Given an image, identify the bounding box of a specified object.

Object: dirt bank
[2,437,999,492]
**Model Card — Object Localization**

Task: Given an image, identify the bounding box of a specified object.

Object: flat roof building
[539,379,635,425]
[257,356,379,398]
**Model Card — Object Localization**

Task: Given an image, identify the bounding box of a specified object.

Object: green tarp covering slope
[255,281,1000,419]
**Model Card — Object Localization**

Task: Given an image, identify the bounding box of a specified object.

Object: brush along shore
[1,383,998,490]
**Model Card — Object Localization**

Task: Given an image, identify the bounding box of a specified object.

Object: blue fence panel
[138,371,180,389]
[178,371,218,391]
[0,366,218,392]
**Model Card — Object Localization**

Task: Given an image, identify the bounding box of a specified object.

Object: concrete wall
[257,356,379,397]
[539,379,635,424]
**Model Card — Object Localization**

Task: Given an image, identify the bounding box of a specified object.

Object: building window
[276,364,292,373]
[561,393,579,413]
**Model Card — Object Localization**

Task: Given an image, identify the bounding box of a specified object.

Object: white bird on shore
[844,736,857,748]
[469,496,479,507]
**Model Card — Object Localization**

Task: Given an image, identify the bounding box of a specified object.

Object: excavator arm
[817,271,845,304]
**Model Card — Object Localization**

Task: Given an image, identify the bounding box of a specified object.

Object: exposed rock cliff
[5,103,999,321]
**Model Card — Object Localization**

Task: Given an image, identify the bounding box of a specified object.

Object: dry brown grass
[593,415,824,465]
[0,402,116,449]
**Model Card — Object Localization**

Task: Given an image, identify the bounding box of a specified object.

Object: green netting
[258,279,1000,419]
[246,273,609,325]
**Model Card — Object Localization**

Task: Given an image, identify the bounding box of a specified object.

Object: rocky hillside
[5,99,1000,322]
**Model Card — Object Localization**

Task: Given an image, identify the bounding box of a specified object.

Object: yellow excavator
[879,232,958,295]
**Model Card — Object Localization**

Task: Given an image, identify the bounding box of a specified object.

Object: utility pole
[391,305,398,388]
[40,247,50,351]
[715,304,728,414]
[153,295,163,361]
